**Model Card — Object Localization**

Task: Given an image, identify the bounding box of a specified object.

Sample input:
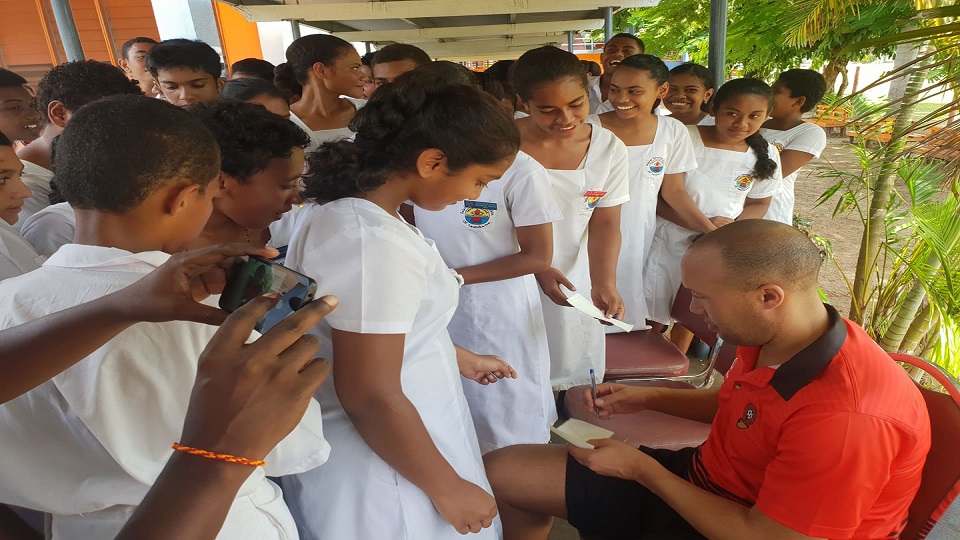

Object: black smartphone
[219,255,318,332]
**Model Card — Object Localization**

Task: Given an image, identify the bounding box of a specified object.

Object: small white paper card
[551,418,615,449]
[565,293,636,332]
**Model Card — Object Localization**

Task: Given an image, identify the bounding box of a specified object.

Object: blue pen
[590,368,599,418]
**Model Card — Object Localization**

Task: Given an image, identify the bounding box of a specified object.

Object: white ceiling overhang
[219,1,658,59]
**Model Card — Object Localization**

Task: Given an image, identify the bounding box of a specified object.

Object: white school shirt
[0,220,43,280]
[290,97,366,152]
[0,245,330,540]
[643,126,783,323]
[280,198,497,540]
[759,122,827,224]
[414,151,563,453]
[538,124,630,390]
[588,75,604,114]
[16,160,54,228]
[587,115,697,326]
[19,201,75,257]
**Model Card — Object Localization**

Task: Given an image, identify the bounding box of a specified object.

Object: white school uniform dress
[759,122,827,224]
[280,198,498,540]
[586,115,697,327]
[644,126,783,324]
[414,152,563,453]
[0,220,43,280]
[290,97,366,152]
[16,160,54,228]
[19,201,75,257]
[0,246,330,540]
[540,125,630,390]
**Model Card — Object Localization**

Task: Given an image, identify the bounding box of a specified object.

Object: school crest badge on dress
[582,190,608,209]
[773,142,784,152]
[646,157,665,174]
[462,200,497,228]
[737,403,758,429]
[734,175,753,192]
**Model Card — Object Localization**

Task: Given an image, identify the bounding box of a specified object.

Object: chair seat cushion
[604,331,690,379]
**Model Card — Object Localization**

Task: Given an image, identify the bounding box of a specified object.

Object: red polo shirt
[689,305,931,539]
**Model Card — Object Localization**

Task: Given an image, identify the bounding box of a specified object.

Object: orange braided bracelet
[172,443,266,467]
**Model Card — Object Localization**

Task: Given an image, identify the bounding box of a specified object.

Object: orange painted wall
[0,0,158,83]
[213,0,263,71]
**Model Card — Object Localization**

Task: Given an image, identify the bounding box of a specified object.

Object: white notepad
[550,418,615,449]
[565,293,637,332]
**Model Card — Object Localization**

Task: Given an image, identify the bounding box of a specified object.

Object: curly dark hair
[147,39,222,79]
[303,79,518,201]
[188,99,309,183]
[776,69,827,113]
[34,60,140,122]
[55,95,221,213]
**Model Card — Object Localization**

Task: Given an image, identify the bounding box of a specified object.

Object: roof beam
[419,36,563,57]
[331,20,603,43]
[226,1,658,23]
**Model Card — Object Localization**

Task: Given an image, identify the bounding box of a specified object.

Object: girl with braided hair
[644,78,783,326]
[280,74,520,539]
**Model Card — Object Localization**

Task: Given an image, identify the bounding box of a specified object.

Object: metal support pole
[365,42,372,54]
[50,0,84,61]
[290,20,302,40]
[567,31,575,52]
[603,7,614,42]
[708,0,728,89]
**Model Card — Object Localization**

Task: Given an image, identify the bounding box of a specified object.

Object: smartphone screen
[220,256,318,332]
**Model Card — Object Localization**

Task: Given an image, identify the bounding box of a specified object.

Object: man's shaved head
[688,220,824,291]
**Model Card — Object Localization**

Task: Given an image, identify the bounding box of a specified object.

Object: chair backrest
[891,353,960,540]
[671,285,737,374]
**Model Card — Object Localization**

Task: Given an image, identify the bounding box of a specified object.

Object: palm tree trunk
[900,301,933,355]
[881,252,939,352]
[848,61,928,324]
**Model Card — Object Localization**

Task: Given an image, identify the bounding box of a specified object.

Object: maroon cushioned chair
[893,353,960,540]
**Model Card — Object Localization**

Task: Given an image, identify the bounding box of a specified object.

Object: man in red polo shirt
[484,219,931,539]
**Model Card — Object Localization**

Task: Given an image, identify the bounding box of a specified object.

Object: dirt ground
[793,134,865,311]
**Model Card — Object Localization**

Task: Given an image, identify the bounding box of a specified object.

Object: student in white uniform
[403,61,564,454]
[588,33,645,114]
[645,78,784,324]
[662,63,717,127]
[15,60,141,226]
[511,46,630,390]
[281,78,520,540]
[280,34,367,151]
[0,95,329,540]
[0,69,41,147]
[183,100,309,251]
[0,133,42,280]
[761,69,829,225]
[587,55,706,327]
[19,200,74,256]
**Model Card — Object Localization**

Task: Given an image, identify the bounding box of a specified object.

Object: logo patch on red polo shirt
[737,403,757,429]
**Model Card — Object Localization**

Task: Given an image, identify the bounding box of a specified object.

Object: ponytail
[744,132,778,180]
[273,62,302,100]
[302,79,519,202]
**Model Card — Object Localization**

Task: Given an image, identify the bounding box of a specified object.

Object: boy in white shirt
[15,60,141,226]
[0,132,42,280]
[0,95,329,540]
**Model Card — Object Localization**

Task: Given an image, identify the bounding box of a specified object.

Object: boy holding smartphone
[0,95,329,540]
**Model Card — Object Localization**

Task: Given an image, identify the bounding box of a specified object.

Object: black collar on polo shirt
[769,304,848,401]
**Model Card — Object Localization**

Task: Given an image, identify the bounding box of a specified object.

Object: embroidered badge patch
[734,175,753,192]
[462,200,497,228]
[646,157,665,174]
[583,190,608,209]
[737,403,757,429]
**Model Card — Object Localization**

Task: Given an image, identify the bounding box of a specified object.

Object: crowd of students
[0,30,929,540]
